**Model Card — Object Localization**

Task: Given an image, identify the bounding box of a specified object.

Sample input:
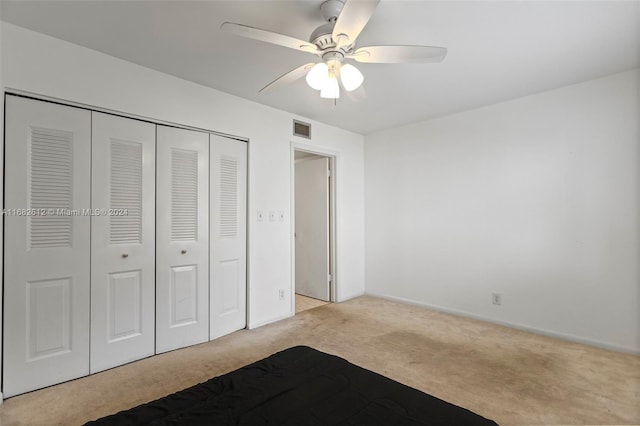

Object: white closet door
[156,126,210,353]
[210,135,247,340]
[90,112,156,373]
[3,96,91,397]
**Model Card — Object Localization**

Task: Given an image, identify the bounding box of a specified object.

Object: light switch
[257,210,264,221]
[279,211,285,221]
[269,211,277,222]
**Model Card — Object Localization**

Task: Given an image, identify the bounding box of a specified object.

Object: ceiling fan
[221,0,447,100]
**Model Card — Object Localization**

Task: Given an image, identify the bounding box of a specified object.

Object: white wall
[0,23,364,342]
[365,69,640,354]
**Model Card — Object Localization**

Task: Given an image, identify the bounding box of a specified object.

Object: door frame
[290,142,339,314]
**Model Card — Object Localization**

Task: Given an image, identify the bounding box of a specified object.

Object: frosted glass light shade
[306,62,329,90]
[320,76,340,99]
[340,63,364,91]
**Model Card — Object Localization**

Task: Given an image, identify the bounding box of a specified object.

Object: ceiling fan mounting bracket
[320,0,345,22]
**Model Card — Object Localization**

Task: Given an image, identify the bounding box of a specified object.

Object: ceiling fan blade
[349,45,447,63]
[221,22,319,55]
[259,62,316,94]
[332,0,380,48]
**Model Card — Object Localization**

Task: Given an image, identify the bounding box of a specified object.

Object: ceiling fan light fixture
[320,75,340,99]
[306,62,329,90]
[340,63,364,91]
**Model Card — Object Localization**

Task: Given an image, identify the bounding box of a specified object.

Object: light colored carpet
[0,295,638,425]
[295,293,330,313]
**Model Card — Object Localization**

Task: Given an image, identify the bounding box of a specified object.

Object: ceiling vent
[293,120,311,139]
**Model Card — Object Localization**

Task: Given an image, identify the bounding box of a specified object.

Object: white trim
[244,139,252,332]
[367,292,640,356]
[5,89,248,143]
[247,312,294,330]
[290,143,340,313]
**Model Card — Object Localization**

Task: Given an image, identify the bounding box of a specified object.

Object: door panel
[295,157,330,301]
[156,126,209,353]
[3,96,91,397]
[90,112,155,373]
[170,265,198,326]
[107,271,142,342]
[210,135,247,340]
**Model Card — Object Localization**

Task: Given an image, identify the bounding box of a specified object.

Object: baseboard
[336,290,365,303]
[366,292,640,356]
[247,312,294,330]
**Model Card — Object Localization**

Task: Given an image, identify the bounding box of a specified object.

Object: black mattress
[87,346,498,425]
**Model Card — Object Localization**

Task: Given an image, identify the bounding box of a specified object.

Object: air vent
[293,120,311,139]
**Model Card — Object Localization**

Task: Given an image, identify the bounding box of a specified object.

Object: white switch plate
[257,210,264,221]
[279,211,285,221]
[269,211,277,222]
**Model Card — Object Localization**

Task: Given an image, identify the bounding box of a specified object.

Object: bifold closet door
[210,135,247,340]
[90,112,156,373]
[3,96,91,397]
[156,126,210,353]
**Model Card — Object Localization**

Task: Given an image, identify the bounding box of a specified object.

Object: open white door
[295,156,330,301]
[210,135,247,340]
[156,126,209,353]
[90,112,156,373]
[3,96,91,397]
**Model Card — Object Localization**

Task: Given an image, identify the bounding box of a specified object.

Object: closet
[2,95,247,397]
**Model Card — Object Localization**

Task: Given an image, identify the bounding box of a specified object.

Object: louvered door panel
[210,135,247,340]
[29,127,74,248]
[110,140,143,245]
[171,149,198,241]
[90,112,155,373]
[156,126,209,353]
[3,96,91,397]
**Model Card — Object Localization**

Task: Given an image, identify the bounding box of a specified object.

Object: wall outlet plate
[278,289,285,300]
[492,292,502,306]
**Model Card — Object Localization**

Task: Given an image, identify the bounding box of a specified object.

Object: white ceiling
[2,1,639,135]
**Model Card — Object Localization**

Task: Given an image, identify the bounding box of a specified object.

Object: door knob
[122,253,129,258]
[181,249,187,254]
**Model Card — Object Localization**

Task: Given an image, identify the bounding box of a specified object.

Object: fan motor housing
[310,23,354,53]
[310,23,336,50]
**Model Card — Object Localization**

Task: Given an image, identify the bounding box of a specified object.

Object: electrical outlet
[278,289,285,301]
[257,210,264,221]
[492,292,502,306]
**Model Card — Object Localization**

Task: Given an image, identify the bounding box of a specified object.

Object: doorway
[292,148,336,314]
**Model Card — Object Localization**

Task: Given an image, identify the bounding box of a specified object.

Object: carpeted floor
[0,295,638,425]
